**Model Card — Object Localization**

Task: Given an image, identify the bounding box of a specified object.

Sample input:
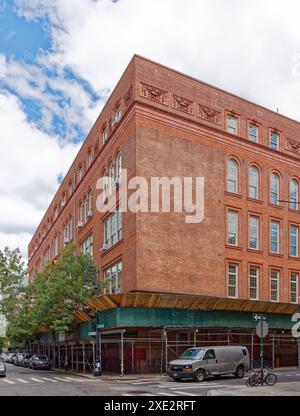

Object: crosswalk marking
[30,378,44,383]
[3,379,15,384]
[53,377,72,383]
[173,391,197,396]
[16,378,29,384]
[169,384,227,390]
[64,377,86,382]
[41,377,58,383]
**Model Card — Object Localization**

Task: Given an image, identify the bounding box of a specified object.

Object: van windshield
[179,349,205,360]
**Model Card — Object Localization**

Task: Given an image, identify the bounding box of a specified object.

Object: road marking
[173,391,197,396]
[64,377,86,382]
[2,379,15,384]
[41,377,58,383]
[169,384,227,390]
[16,378,29,384]
[30,378,44,383]
[53,377,72,383]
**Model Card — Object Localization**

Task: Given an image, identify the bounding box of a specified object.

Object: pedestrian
[64,354,68,373]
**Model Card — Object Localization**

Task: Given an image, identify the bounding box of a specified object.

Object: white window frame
[227,116,238,135]
[104,261,122,294]
[249,166,259,200]
[249,124,259,143]
[228,211,239,246]
[228,159,239,194]
[290,179,299,211]
[290,273,299,304]
[270,132,279,150]
[228,264,238,298]
[249,267,259,300]
[270,221,280,254]
[290,225,299,258]
[270,270,280,302]
[249,216,259,250]
[270,174,280,205]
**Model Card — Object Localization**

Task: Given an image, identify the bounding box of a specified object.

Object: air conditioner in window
[86,210,93,218]
[61,201,65,208]
[77,221,84,229]
[101,243,110,252]
[64,238,69,244]
[115,178,121,188]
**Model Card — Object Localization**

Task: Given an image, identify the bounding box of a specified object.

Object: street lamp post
[84,265,101,377]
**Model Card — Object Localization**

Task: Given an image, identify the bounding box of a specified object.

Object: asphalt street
[1,364,300,396]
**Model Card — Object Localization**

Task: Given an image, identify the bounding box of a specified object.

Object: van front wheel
[194,370,205,383]
[235,366,245,378]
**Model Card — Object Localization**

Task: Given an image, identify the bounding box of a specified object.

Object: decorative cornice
[198,104,222,125]
[139,82,168,106]
[286,138,300,154]
[172,94,194,114]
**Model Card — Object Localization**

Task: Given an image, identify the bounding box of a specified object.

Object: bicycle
[246,369,277,387]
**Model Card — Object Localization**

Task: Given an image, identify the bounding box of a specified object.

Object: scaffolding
[25,327,299,376]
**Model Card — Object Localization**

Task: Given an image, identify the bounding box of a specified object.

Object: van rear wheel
[235,366,245,378]
[194,370,205,383]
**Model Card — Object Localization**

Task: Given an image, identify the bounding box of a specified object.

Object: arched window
[88,189,93,213]
[103,169,108,201]
[270,173,280,205]
[116,152,122,182]
[109,161,115,194]
[84,195,88,221]
[79,201,84,222]
[228,159,239,194]
[249,166,259,200]
[290,179,299,210]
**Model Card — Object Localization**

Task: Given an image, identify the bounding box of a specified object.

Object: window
[80,235,93,258]
[270,173,280,205]
[270,132,280,150]
[104,208,122,247]
[271,270,279,302]
[227,116,238,135]
[54,235,59,257]
[88,189,93,213]
[69,182,73,196]
[249,124,259,143]
[249,166,259,200]
[103,169,108,200]
[228,264,238,298]
[109,161,115,194]
[228,159,239,194]
[79,165,84,181]
[84,196,89,221]
[68,217,73,240]
[291,273,298,304]
[104,261,122,294]
[116,152,122,182]
[203,350,216,360]
[290,179,299,211]
[102,128,108,144]
[270,221,280,254]
[228,211,238,246]
[114,107,122,124]
[79,201,84,223]
[249,216,259,250]
[290,225,299,257]
[249,267,259,300]
[88,151,93,167]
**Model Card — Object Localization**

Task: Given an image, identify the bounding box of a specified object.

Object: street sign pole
[260,317,264,371]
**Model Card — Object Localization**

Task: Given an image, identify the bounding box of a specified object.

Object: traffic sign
[97,324,104,329]
[256,321,269,338]
[253,313,267,321]
[88,332,96,337]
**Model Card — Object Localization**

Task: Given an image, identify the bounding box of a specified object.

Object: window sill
[247,249,263,254]
[288,256,300,261]
[225,245,242,251]
[289,209,300,214]
[225,192,242,199]
[269,253,283,258]
[101,239,123,256]
[268,203,283,210]
[247,197,263,204]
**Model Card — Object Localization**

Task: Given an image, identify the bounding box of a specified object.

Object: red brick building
[28,55,300,372]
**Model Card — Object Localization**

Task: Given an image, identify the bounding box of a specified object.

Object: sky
[1,0,300,261]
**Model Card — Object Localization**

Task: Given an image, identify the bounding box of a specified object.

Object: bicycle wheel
[265,373,277,386]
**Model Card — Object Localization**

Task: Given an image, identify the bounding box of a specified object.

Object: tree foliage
[2,244,97,343]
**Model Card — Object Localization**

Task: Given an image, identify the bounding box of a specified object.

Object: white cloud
[4,0,300,262]
[0,91,80,260]
[15,0,300,120]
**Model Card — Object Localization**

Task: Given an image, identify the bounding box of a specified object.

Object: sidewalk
[53,368,169,381]
[207,382,300,396]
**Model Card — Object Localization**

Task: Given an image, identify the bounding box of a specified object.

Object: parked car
[28,355,51,370]
[10,353,17,365]
[0,359,6,377]
[23,353,34,367]
[6,353,14,363]
[15,353,26,366]
[168,346,250,382]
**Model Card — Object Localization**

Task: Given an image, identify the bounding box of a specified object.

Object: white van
[168,346,250,382]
